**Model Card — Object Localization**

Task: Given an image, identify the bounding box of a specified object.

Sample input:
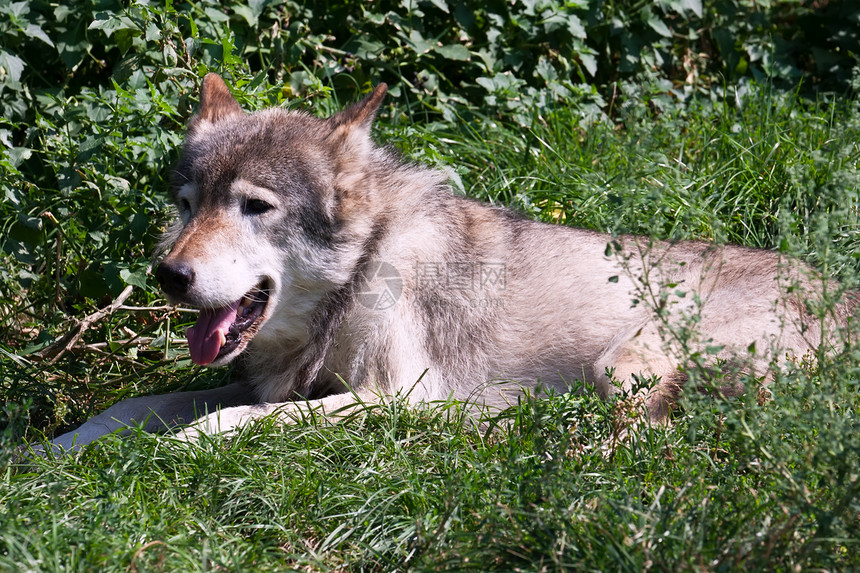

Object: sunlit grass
[2,86,859,571]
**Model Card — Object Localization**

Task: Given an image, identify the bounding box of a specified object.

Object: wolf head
[156,74,388,366]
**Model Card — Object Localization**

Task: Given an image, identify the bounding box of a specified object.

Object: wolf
[50,74,855,450]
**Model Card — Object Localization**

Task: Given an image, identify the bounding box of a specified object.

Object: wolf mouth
[186,281,271,365]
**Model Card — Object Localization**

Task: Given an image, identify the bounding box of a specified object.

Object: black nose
[155,261,196,299]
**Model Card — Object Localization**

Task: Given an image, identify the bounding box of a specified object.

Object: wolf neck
[245,217,390,402]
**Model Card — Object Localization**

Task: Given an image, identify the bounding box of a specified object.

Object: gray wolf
[50,74,855,450]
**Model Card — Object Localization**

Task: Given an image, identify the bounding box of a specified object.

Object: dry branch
[38,284,135,364]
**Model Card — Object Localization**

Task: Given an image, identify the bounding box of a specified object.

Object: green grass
[2,86,859,571]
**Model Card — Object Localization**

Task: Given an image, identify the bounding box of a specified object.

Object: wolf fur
[50,74,855,449]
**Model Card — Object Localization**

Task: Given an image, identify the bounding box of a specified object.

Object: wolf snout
[155,260,196,299]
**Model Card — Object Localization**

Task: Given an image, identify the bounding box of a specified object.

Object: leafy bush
[0,0,859,570]
[0,0,858,436]
[3,1,859,122]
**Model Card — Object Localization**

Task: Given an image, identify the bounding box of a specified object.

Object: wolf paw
[171,409,247,442]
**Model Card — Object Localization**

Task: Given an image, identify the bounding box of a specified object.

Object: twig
[38,284,135,364]
[76,337,187,366]
[74,344,149,367]
[81,337,188,350]
[118,305,198,313]
[128,540,167,573]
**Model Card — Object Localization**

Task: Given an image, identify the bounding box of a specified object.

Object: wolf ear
[328,83,388,139]
[195,73,243,124]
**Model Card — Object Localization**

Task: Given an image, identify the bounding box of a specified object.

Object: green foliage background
[1,1,859,570]
[2,0,858,317]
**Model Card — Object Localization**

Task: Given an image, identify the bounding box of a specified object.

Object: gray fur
[50,74,856,450]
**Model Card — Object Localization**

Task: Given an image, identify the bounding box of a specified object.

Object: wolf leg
[174,389,381,442]
[593,326,684,422]
[48,382,253,452]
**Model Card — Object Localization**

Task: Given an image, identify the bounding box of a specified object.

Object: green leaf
[644,11,672,38]
[53,4,72,21]
[435,44,470,61]
[0,50,25,84]
[6,147,31,167]
[220,31,242,66]
[3,1,29,18]
[145,22,161,42]
[11,213,42,245]
[248,0,269,18]
[76,137,104,164]
[580,52,597,76]
[536,57,557,81]
[233,5,258,27]
[23,24,55,47]
[120,267,147,290]
[365,12,385,25]
[566,14,586,39]
[203,7,230,23]
[354,37,385,58]
[406,29,434,54]
[666,0,703,17]
[683,0,703,17]
[476,76,496,92]
[426,0,449,13]
[128,213,149,241]
[89,11,139,38]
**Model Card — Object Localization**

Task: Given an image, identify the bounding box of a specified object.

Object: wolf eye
[242,198,274,216]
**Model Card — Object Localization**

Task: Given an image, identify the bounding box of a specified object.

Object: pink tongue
[186,300,242,365]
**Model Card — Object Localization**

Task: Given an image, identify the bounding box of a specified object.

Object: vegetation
[1,0,858,570]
